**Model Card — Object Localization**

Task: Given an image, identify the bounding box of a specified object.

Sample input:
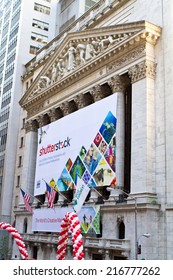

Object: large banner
[32,206,100,234]
[34,94,117,196]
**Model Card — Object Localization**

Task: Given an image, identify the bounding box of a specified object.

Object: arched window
[23,218,28,233]
[119,221,125,239]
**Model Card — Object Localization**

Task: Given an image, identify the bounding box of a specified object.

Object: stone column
[25,242,32,259]
[19,120,38,204]
[108,75,128,197]
[66,245,73,259]
[128,60,156,195]
[84,248,90,260]
[104,250,110,260]
[50,244,56,260]
[37,243,44,260]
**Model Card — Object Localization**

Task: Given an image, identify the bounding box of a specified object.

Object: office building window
[15,195,19,208]
[0,134,7,146]
[85,0,99,12]
[22,118,25,129]
[1,96,11,108]
[34,3,50,15]
[61,0,74,12]
[20,137,24,148]
[6,53,16,66]
[0,110,10,123]
[32,19,49,31]
[31,32,48,44]
[0,176,3,191]
[18,156,22,167]
[29,45,40,55]
[59,15,75,33]
[17,175,20,187]
[0,157,4,168]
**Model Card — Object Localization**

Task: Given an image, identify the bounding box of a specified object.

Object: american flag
[20,188,33,213]
[45,182,56,208]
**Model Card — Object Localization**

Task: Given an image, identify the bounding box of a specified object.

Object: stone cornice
[101,202,160,212]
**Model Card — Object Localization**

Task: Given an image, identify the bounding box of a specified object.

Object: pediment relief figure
[31,33,129,95]
[21,21,161,105]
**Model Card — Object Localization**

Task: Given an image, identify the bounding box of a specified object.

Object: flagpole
[20,187,43,204]
[42,178,68,201]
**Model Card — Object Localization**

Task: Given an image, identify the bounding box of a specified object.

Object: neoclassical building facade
[11,0,173,260]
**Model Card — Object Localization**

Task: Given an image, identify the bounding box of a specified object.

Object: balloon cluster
[1,212,84,261]
[57,212,84,260]
[0,222,28,259]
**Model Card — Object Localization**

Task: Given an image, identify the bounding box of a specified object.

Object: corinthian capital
[90,85,105,102]
[25,120,38,133]
[108,75,128,93]
[73,94,86,109]
[48,108,57,122]
[128,60,157,83]
[59,101,70,116]
[36,115,45,128]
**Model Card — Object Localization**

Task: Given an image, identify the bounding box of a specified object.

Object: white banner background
[34,94,117,196]
[32,206,99,232]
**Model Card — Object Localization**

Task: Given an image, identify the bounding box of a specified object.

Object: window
[85,0,99,12]
[22,118,25,129]
[34,3,50,15]
[18,156,22,167]
[0,134,7,145]
[20,137,24,148]
[61,0,74,12]
[0,109,10,122]
[59,16,75,33]
[1,96,11,108]
[23,218,28,233]
[9,25,19,40]
[32,19,49,31]
[17,175,20,187]
[0,176,3,190]
[15,195,19,208]
[29,45,40,55]
[31,32,48,44]
[119,221,125,239]
[6,53,16,66]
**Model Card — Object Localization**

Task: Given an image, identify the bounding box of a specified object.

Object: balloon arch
[0,211,84,260]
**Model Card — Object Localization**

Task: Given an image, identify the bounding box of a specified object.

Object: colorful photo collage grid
[56,111,116,191]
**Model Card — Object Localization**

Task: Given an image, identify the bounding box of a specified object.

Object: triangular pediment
[20,21,161,107]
